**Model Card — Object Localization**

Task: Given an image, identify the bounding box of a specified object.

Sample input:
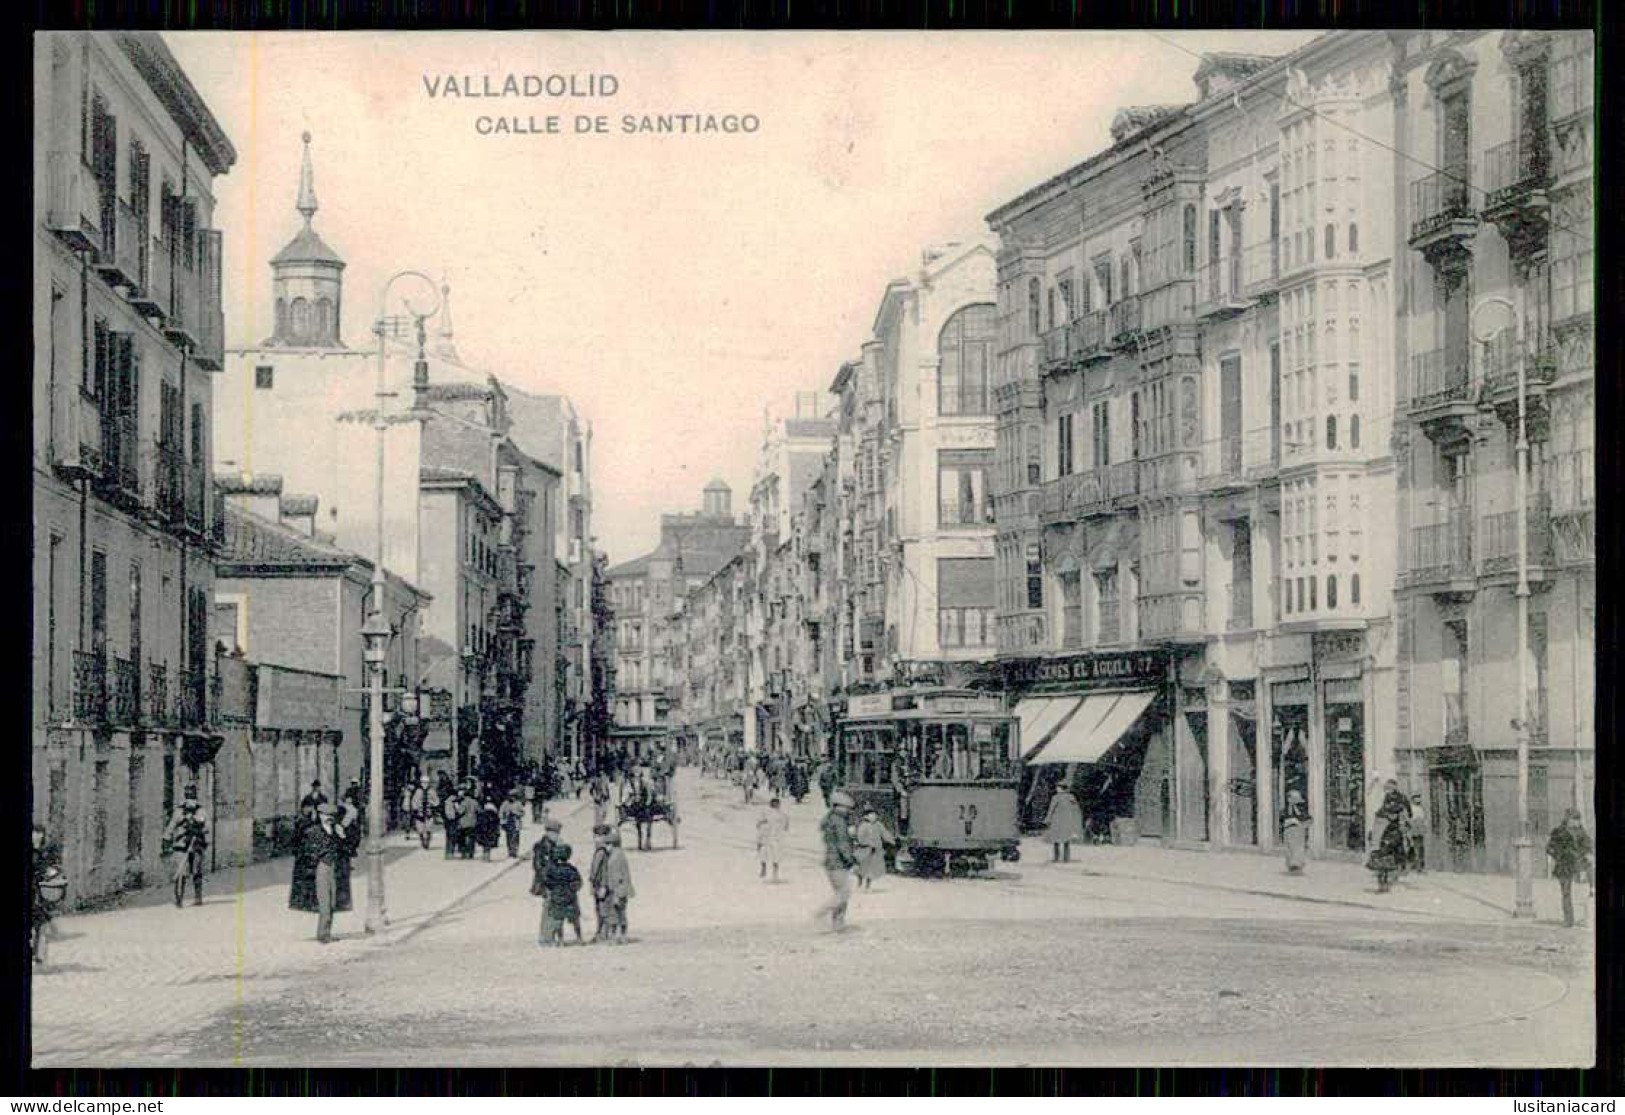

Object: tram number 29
[957,803,978,836]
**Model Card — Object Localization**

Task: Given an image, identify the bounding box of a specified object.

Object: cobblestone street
[31,772,1593,1067]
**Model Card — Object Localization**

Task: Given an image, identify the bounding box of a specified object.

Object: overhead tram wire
[1143,30,1596,249]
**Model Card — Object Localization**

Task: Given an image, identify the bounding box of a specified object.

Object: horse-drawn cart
[617,778,680,851]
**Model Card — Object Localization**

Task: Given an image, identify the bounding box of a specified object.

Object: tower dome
[702,478,732,518]
[265,132,346,348]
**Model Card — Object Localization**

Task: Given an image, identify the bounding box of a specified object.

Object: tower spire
[296,131,318,228]
[434,279,461,363]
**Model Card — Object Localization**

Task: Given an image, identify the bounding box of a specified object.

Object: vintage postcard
[30,29,1595,1067]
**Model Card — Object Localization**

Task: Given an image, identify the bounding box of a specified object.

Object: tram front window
[914,720,1018,782]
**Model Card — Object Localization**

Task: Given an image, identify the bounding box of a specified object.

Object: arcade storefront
[1005,650,1177,841]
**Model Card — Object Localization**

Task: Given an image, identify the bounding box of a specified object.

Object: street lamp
[363,270,441,937]
[1471,292,1534,920]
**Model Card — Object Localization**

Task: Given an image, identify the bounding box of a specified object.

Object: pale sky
[164,30,1317,564]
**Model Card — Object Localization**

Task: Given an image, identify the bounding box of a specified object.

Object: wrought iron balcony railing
[73,650,108,723]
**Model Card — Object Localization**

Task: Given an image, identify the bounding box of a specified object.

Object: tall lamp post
[363,270,441,936]
[1472,292,1534,920]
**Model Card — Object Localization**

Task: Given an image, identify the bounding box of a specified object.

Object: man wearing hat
[164,798,209,908]
[530,816,564,898]
[601,828,635,943]
[306,801,353,943]
[1546,807,1594,928]
[814,791,859,929]
[588,824,613,941]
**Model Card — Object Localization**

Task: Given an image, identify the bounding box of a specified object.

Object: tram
[834,688,1021,875]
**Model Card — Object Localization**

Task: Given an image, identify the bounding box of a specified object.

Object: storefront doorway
[1228,683,1257,846]
[1324,682,1366,852]
[1430,753,1486,872]
[1270,692,1310,842]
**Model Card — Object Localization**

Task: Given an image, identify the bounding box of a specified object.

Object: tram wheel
[909,849,946,878]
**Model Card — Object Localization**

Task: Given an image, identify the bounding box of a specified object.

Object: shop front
[1004,650,1173,841]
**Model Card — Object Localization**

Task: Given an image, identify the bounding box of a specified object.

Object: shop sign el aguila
[1003,650,1168,694]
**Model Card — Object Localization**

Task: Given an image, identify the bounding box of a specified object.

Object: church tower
[265,132,345,348]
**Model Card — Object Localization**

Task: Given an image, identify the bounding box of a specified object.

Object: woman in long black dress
[289,799,320,913]
[475,794,502,861]
[1366,779,1412,893]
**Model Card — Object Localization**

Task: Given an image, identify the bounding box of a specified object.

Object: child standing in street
[853,808,895,891]
[602,829,635,944]
[756,796,789,883]
[541,842,584,946]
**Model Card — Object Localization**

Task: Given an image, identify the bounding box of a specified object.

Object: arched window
[1027,277,1041,337]
[1350,414,1361,448]
[1351,573,1361,605]
[1348,222,1359,255]
[1327,575,1338,609]
[1183,204,1197,273]
[1324,223,1336,260]
[1046,287,1056,331]
[290,296,310,342]
[1308,576,1318,610]
[275,297,288,339]
[314,298,333,343]
[937,303,997,418]
[1326,415,1338,450]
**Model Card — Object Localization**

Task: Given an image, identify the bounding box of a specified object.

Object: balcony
[1404,520,1476,598]
[1443,692,1469,747]
[1479,335,1555,438]
[163,256,202,350]
[93,199,145,291]
[1406,347,1477,444]
[52,391,104,482]
[150,442,184,525]
[130,237,171,319]
[44,152,102,252]
[112,656,141,725]
[96,413,142,509]
[1040,324,1070,369]
[1242,239,1283,299]
[1073,311,1110,363]
[176,668,207,727]
[146,662,170,727]
[1478,497,1554,583]
[1481,137,1550,258]
[1409,168,1478,270]
[1138,591,1206,645]
[1109,298,1142,345]
[73,650,108,724]
[1546,449,1594,566]
[1199,434,1246,494]
[1195,255,1251,321]
[184,464,208,537]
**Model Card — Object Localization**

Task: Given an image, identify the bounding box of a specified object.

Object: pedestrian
[573,760,588,798]
[290,795,322,911]
[590,771,612,827]
[540,843,584,946]
[499,789,526,858]
[814,791,859,930]
[757,796,790,883]
[1546,808,1593,928]
[409,775,438,849]
[343,778,365,821]
[531,816,564,897]
[602,828,635,943]
[300,779,327,815]
[853,808,895,890]
[1044,773,1084,863]
[31,825,64,965]
[588,824,613,942]
[1366,778,1411,894]
[476,794,501,861]
[400,780,417,843]
[817,760,838,808]
[456,785,478,859]
[336,798,361,912]
[558,764,575,801]
[441,784,463,860]
[1282,789,1310,875]
[1408,793,1428,874]
[307,802,353,944]
[164,799,209,907]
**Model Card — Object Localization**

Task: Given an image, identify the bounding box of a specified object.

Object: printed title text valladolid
[423,72,761,135]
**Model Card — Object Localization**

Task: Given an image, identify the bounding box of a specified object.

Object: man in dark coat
[300,780,328,814]
[456,785,478,859]
[1546,808,1593,928]
[530,817,564,897]
[1366,779,1412,893]
[817,760,839,808]
[307,802,352,943]
[814,791,859,930]
[289,797,322,912]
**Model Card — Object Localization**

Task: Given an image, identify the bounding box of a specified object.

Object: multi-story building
[213,489,428,819]
[988,38,1403,854]
[214,134,566,778]
[671,548,756,755]
[746,394,837,756]
[606,482,750,731]
[1391,30,1594,871]
[34,32,235,904]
